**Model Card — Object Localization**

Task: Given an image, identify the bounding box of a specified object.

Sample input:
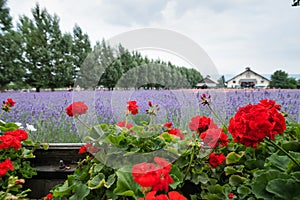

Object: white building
[196,75,218,88]
[226,67,270,89]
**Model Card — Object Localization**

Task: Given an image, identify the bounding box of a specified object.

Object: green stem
[266,138,300,168]
[182,144,195,182]
[207,104,227,127]
[76,116,91,129]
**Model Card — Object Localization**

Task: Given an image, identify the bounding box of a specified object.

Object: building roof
[226,67,270,83]
[198,75,217,84]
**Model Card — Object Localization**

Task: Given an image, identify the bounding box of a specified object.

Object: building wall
[227,71,269,88]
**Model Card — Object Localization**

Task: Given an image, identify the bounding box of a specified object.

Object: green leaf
[0,122,19,131]
[229,175,247,187]
[69,184,90,200]
[53,183,74,197]
[113,168,138,197]
[224,166,238,176]
[105,174,116,188]
[245,159,265,170]
[226,152,242,165]
[266,153,290,172]
[266,178,300,200]
[252,170,290,199]
[87,173,105,190]
[282,142,300,153]
[237,185,251,199]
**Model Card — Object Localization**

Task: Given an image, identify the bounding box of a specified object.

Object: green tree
[0,0,24,91]
[270,70,297,89]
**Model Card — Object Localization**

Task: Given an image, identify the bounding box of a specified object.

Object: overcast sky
[6,0,300,75]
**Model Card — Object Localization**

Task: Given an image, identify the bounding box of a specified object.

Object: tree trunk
[36,87,41,92]
[0,85,6,92]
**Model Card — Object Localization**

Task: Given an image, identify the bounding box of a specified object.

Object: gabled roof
[226,67,270,83]
[198,75,217,84]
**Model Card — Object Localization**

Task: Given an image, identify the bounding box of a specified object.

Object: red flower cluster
[45,193,53,200]
[228,99,286,148]
[127,100,139,115]
[139,191,186,200]
[65,101,88,117]
[78,143,99,154]
[0,159,14,177]
[200,128,229,148]
[2,98,16,112]
[163,122,184,140]
[189,116,218,134]
[208,152,226,168]
[168,128,184,140]
[132,157,174,192]
[0,130,28,150]
[116,121,133,129]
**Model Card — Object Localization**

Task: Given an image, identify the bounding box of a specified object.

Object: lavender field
[1,89,299,143]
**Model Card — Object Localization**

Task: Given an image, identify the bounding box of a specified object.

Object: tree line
[0,1,202,92]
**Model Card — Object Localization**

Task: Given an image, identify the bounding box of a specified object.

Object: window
[233,81,236,83]
[261,80,264,83]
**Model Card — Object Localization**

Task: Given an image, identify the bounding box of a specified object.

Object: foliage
[270,70,297,89]
[47,96,300,199]
[0,98,47,199]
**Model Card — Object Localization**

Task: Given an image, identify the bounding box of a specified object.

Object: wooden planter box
[24,143,86,199]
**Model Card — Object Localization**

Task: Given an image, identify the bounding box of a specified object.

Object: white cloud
[6,0,300,75]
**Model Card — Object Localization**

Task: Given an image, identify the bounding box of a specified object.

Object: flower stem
[76,116,91,129]
[183,144,195,182]
[266,138,300,168]
[207,104,227,127]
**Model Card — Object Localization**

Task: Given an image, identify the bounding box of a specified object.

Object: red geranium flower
[168,191,187,200]
[45,193,53,200]
[228,193,234,199]
[200,128,229,148]
[0,135,21,150]
[168,128,184,140]
[189,115,218,134]
[132,157,173,192]
[164,122,173,129]
[5,98,16,107]
[116,121,133,129]
[208,152,225,168]
[4,129,28,141]
[0,159,14,177]
[127,100,139,115]
[65,101,88,117]
[139,191,187,200]
[78,145,87,154]
[228,99,286,148]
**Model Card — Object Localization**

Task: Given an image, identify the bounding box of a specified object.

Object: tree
[0,0,24,91]
[270,70,297,89]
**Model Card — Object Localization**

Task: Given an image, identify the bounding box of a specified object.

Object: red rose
[228,99,286,148]
[116,121,133,129]
[0,159,14,177]
[189,115,218,134]
[0,135,21,150]
[228,193,234,199]
[5,98,16,107]
[65,101,88,117]
[45,193,53,200]
[127,100,139,115]
[164,122,173,129]
[4,130,28,141]
[208,152,225,168]
[168,128,184,140]
[200,128,229,148]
